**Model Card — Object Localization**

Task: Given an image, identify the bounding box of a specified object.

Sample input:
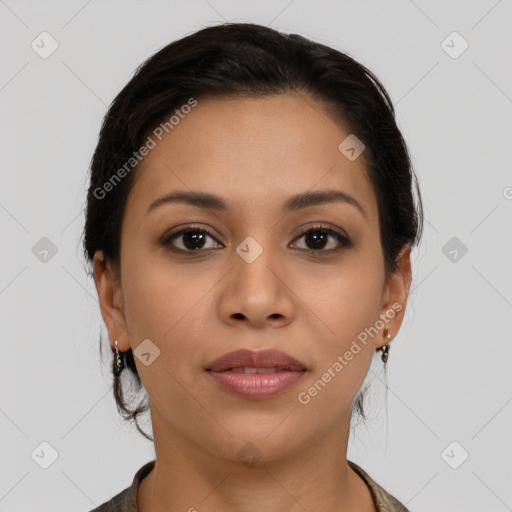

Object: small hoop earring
[113,339,125,377]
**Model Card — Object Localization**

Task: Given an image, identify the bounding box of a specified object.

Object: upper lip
[206,349,307,372]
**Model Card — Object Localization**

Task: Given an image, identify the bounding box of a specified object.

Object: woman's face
[95,92,410,463]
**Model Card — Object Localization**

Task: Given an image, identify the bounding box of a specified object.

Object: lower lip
[207,369,306,400]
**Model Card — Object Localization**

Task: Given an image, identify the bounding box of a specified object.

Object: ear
[376,243,412,349]
[93,250,130,352]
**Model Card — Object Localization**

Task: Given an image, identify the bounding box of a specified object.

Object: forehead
[127,93,378,222]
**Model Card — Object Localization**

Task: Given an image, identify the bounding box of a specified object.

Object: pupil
[307,231,327,249]
[184,231,205,250]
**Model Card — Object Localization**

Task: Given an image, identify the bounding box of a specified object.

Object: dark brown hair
[83,22,423,441]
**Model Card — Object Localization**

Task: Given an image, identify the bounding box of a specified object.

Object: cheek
[297,251,384,343]
[332,269,383,339]
[119,247,222,384]
[293,255,384,410]
[119,254,213,407]
[295,289,380,422]
[122,256,211,340]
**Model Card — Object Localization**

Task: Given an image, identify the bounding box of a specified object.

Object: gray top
[89,459,410,511]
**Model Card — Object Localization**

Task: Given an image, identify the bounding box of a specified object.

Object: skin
[93,91,411,512]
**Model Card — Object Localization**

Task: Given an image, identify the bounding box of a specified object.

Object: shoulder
[87,460,156,512]
[348,460,411,512]
[87,487,131,512]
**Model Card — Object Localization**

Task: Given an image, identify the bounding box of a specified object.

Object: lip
[205,349,307,400]
[206,349,307,372]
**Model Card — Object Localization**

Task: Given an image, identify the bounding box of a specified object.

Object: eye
[291,224,352,253]
[162,225,222,252]
[162,223,352,255]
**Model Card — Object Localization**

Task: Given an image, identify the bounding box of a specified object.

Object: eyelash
[161,223,352,255]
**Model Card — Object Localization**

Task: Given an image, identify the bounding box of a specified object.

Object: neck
[138,410,376,512]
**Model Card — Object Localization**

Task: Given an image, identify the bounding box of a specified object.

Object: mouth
[205,348,307,372]
[205,349,307,400]
[228,367,293,374]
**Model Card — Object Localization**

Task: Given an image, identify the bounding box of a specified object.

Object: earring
[380,328,391,366]
[113,339,125,377]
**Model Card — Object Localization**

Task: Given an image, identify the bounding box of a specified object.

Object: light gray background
[1,1,511,511]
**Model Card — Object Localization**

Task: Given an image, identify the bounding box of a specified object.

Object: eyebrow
[147,189,366,219]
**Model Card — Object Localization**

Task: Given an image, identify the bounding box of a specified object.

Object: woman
[84,22,422,512]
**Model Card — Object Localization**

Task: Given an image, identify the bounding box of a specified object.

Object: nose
[218,239,295,329]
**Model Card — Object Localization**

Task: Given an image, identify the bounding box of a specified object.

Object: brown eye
[163,226,222,252]
[291,225,352,253]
